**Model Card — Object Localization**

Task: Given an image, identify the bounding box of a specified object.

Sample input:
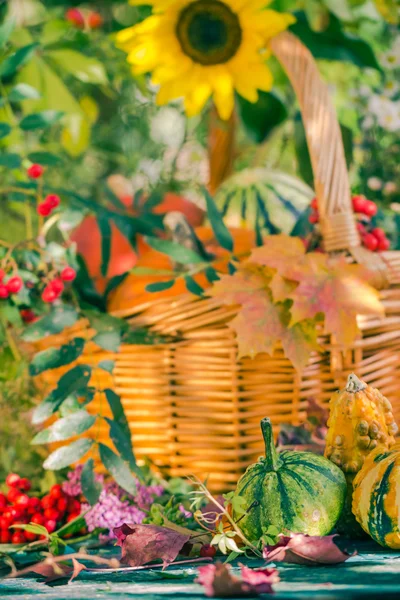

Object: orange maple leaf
[249,235,308,281]
[289,254,384,345]
[209,264,318,371]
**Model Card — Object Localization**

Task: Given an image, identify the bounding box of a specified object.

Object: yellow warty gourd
[325,373,398,536]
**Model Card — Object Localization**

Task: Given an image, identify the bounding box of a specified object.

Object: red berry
[17,478,31,492]
[7,488,21,503]
[371,227,386,241]
[0,515,12,530]
[45,194,61,209]
[352,195,367,213]
[0,285,9,299]
[41,495,54,510]
[200,544,217,558]
[0,494,6,509]
[44,508,60,521]
[42,286,57,303]
[61,266,76,282]
[44,519,57,533]
[378,237,390,251]
[67,512,81,523]
[31,513,44,525]
[6,276,23,294]
[57,497,68,513]
[0,531,10,543]
[67,498,81,514]
[49,279,64,295]
[363,233,378,251]
[28,497,40,510]
[309,212,319,224]
[6,474,21,488]
[37,202,52,217]
[27,164,44,179]
[50,485,64,499]
[88,11,103,29]
[20,309,37,324]
[0,269,5,281]
[15,494,30,509]
[310,197,318,210]
[9,507,23,520]
[14,516,29,525]
[356,222,367,235]
[364,200,378,217]
[11,531,26,545]
[24,531,37,542]
[65,8,85,28]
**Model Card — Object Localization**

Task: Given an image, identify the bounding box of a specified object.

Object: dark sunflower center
[176,0,242,66]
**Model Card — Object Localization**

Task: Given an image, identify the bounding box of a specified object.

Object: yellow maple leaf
[209,264,318,371]
[289,254,384,345]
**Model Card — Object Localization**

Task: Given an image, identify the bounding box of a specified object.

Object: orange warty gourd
[107,226,257,313]
[325,373,398,536]
[352,442,400,549]
[71,193,205,293]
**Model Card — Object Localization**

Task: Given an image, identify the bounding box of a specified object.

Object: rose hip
[7,488,21,503]
[44,508,60,521]
[42,286,58,303]
[0,515,12,530]
[44,519,57,533]
[0,530,10,543]
[37,202,52,217]
[6,473,21,488]
[49,279,64,295]
[61,266,76,282]
[18,478,31,492]
[31,513,44,525]
[11,531,26,545]
[200,544,217,558]
[15,494,30,509]
[57,497,68,513]
[0,285,9,299]
[45,194,61,209]
[50,484,63,499]
[24,531,37,542]
[27,164,44,179]
[0,493,7,509]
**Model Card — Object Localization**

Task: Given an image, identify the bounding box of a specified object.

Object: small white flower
[137,158,163,183]
[383,80,400,98]
[390,202,400,213]
[384,182,397,195]
[367,177,383,191]
[150,107,185,149]
[175,141,209,185]
[359,84,372,98]
[362,115,374,130]
[381,37,400,69]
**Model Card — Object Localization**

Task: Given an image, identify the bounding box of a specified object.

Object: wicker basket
[36,32,400,492]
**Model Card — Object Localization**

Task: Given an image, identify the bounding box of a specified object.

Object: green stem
[261,418,279,472]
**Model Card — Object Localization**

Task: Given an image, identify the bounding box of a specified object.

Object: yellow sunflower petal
[210,69,235,121]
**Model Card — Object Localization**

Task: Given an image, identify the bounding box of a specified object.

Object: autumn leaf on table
[9,557,87,585]
[114,523,191,568]
[289,254,384,345]
[196,562,279,597]
[263,534,356,565]
[209,264,319,371]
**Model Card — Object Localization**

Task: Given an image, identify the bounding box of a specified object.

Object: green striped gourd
[353,443,400,549]
[325,373,398,537]
[233,418,346,543]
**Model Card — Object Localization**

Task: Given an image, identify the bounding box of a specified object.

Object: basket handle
[271,31,360,252]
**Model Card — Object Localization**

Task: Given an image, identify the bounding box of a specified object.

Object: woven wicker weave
[36,32,400,492]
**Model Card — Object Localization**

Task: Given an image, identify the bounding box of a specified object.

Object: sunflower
[117,0,295,120]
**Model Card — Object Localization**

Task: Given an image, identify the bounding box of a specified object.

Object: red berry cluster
[308,195,390,252]
[65,8,103,29]
[0,271,23,300]
[42,267,76,303]
[37,194,61,217]
[0,474,84,545]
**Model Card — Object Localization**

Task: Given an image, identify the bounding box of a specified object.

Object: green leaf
[61,113,90,157]
[99,443,137,495]
[104,389,132,446]
[11,523,49,536]
[86,310,125,351]
[291,12,380,70]
[21,306,79,341]
[0,18,15,49]
[98,215,111,278]
[32,365,92,424]
[98,360,115,373]
[27,151,62,166]
[0,122,11,139]
[29,337,85,376]
[294,112,314,188]
[20,110,63,130]
[43,438,93,470]
[0,153,21,168]
[56,513,87,539]
[204,189,233,252]
[0,43,38,79]
[81,458,101,505]
[8,83,40,102]
[146,279,176,293]
[144,237,204,265]
[47,49,108,85]
[32,410,95,445]
[92,331,121,352]
[184,275,204,296]
[105,417,138,473]
[237,91,288,144]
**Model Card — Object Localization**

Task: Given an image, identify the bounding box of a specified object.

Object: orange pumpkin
[71,193,205,293]
[107,226,257,312]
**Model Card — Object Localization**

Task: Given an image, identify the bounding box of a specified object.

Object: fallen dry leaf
[263,534,356,565]
[114,523,191,568]
[209,263,318,371]
[249,235,308,281]
[196,563,279,597]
